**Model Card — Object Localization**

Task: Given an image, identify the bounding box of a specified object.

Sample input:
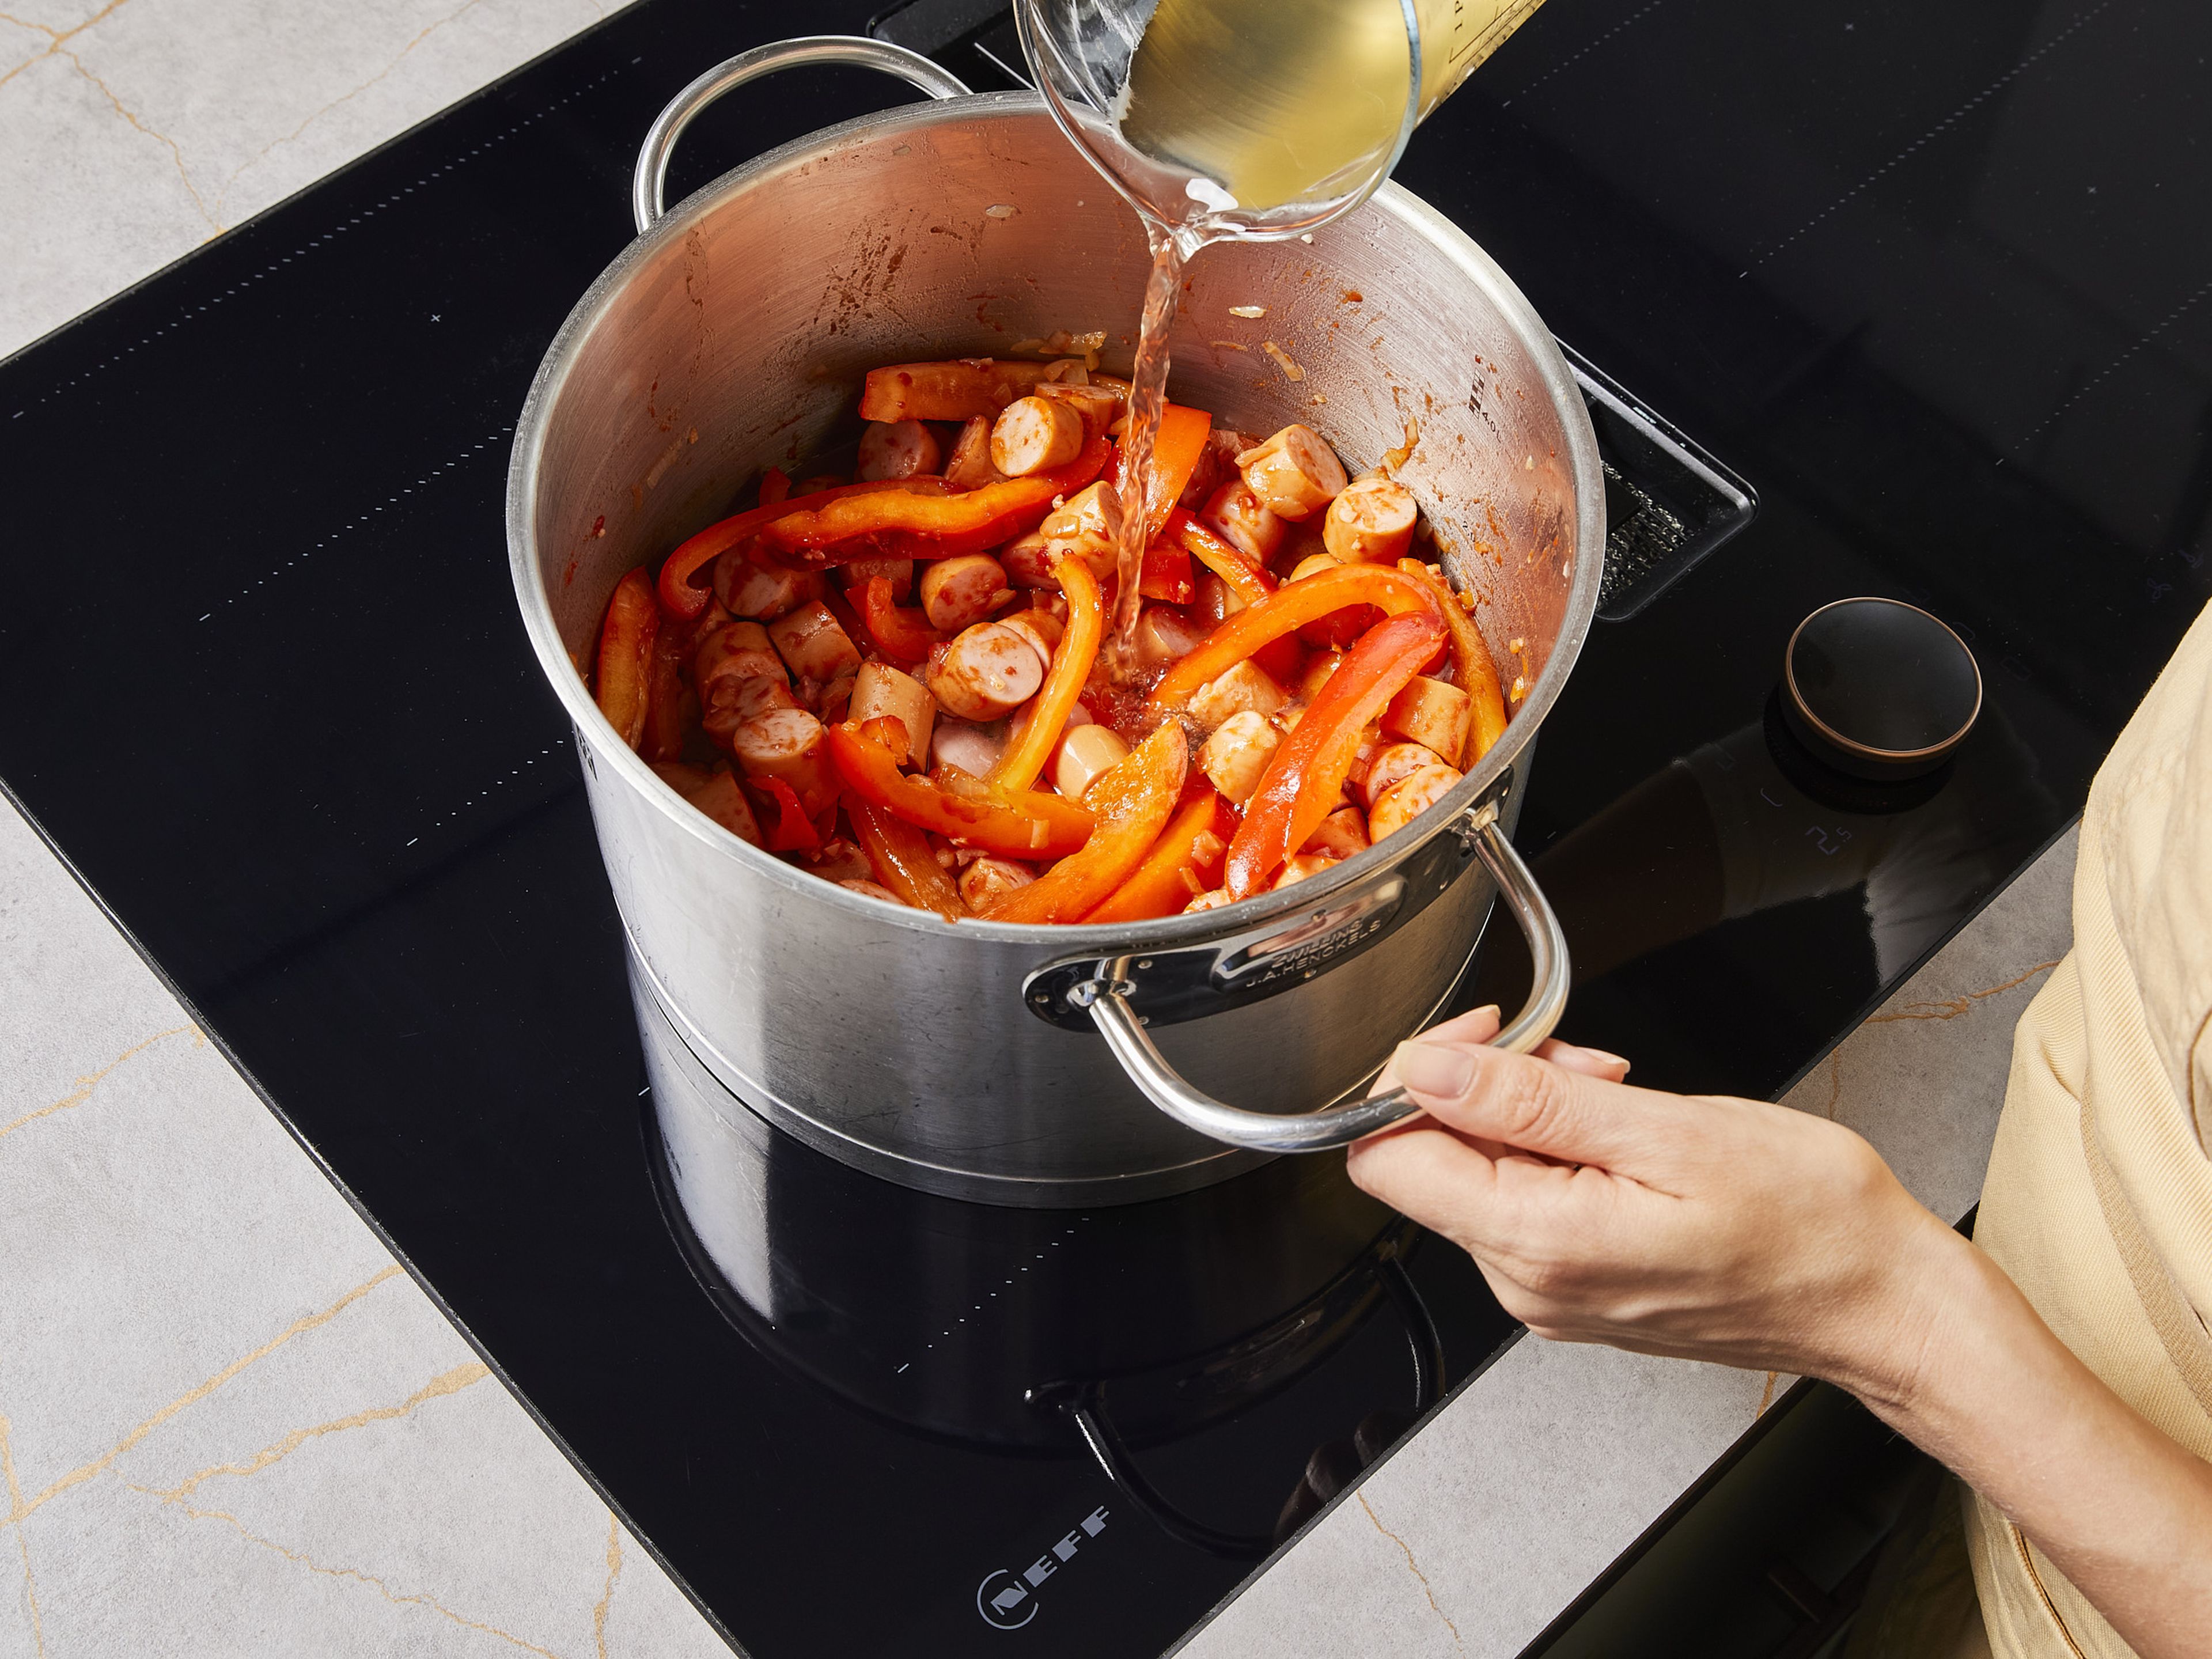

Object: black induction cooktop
[3,0,2204,1653]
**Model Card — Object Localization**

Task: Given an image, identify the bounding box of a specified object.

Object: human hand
[1346,1007,1966,1403]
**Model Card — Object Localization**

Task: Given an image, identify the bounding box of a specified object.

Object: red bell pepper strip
[1082,786,1233,924]
[756,777,824,853]
[1146,563,1440,712]
[859,359,1058,423]
[984,723,1188,924]
[640,608,699,763]
[757,436,1111,567]
[1170,509,1274,605]
[1138,539,1194,604]
[593,567,660,749]
[1108,402,1213,542]
[989,553,1104,793]
[858,576,944,666]
[1224,612,1445,897]
[757,466,790,508]
[1396,558,1507,766]
[657,478,949,618]
[847,798,968,922]
[826,724,1095,859]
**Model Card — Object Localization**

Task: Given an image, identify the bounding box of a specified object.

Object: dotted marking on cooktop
[401,740,569,849]
[2008,273,2212,455]
[1499,0,1666,108]
[896,1218,1095,1373]
[1743,0,2120,271]
[198,427,512,619]
[11,63,635,420]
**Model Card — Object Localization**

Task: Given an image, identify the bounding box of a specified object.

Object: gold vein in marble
[2,1411,48,1657]
[0,0,134,93]
[56,44,218,230]
[1357,1492,1465,1654]
[1866,960,2062,1026]
[138,1490,570,1659]
[0,1023,202,1147]
[9,1265,402,1522]
[591,1509,623,1659]
[149,1362,491,1504]
[210,0,489,226]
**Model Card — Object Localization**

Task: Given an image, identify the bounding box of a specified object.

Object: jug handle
[632,37,972,234]
[1071,802,1571,1153]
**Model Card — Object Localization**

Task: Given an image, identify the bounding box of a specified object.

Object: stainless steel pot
[507,37,1604,1207]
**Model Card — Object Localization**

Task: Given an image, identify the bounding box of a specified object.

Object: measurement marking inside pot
[199,428,510,620]
[12,66,634,420]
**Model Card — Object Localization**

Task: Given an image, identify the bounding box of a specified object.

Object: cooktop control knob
[1780,597,1982,782]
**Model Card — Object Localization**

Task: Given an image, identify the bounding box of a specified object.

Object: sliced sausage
[1198,710,1282,804]
[1187,659,1287,728]
[835,554,914,601]
[1001,531,1057,589]
[1302,806,1370,861]
[990,395,1086,476]
[919,553,1013,632]
[1200,479,1285,565]
[849,661,936,768]
[998,609,1063,673]
[1236,425,1348,521]
[1272,853,1342,889]
[1041,481,1123,581]
[1381,675,1471,766]
[716,555,825,620]
[1323,474,1419,564]
[958,857,1036,910]
[928,623,1046,721]
[1357,740,1445,809]
[650,763,764,847]
[768,599,862,684]
[1368,762,1464,843]
[943,415,1005,491]
[930,718,1006,779]
[856,419,942,481]
[1131,604,1209,668]
[1051,724,1130,801]
[731,706,837,810]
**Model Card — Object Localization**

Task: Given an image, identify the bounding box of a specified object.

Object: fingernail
[1472,1003,1501,1023]
[1396,1040,1474,1099]
[1574,1046,1630,1073]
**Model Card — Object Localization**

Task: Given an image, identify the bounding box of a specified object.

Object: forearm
[1848,1226,2212,1659]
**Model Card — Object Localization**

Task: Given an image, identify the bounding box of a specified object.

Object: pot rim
[507,89,1604,947]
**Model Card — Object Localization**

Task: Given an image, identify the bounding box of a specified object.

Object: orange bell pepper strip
[988,553,1104,793]
[1170,509,1274,606]
[1082,786,1233,924]
[984,724,1188,924]
[1396,559,1507,766]
[758,437,1111,566]
[847,798,968,922]
[1108,402,1212,541]
[594,567,660,749]
[859,575,944,666]
[1224,611,1446,898]
[657,478,949,618]
[1147,563,1440,711]
[826,723,1095,859]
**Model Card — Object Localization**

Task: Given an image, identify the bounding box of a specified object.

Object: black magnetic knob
[1781,598,1981,782]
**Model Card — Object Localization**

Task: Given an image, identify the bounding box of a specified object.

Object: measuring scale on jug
[1012,0,1550,662]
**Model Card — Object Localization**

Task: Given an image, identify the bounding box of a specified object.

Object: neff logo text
[974,1506,1110,1631]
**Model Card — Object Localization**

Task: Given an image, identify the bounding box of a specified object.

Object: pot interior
[519,94,1592,773]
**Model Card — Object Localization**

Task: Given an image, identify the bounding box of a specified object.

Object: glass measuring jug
[1014,0,1547,244]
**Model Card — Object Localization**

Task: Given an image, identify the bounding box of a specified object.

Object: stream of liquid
[1104,225,1192,676]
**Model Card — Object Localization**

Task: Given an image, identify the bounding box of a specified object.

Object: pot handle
[632,37,973,234]
[1073,805,1571,1153]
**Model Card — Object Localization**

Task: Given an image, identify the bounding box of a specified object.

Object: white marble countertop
[0,5,2085,1655]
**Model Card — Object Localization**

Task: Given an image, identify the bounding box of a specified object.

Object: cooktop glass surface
[2,0,2204,1652]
